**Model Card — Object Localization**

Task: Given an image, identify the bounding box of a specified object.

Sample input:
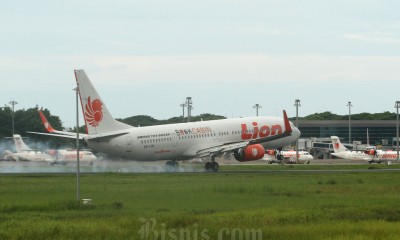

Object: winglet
[248,110,294,145]
[38,110,55,133]
[283,110,292,134]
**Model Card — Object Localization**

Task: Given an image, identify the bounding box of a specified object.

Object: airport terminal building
[297,120,398,146]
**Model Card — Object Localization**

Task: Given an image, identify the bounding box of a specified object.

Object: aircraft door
[126,136,133,152]
[213,130,222,142]
[171,132,178,147]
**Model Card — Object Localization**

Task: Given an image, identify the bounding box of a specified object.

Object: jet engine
[364,149,377,155]
[265,149,277,156]
[233,144,265,162]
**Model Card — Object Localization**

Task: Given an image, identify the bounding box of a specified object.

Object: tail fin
[74,70,132,135]
[37,110,80,137]
[13,135,32,153]
[38,110,56,133]
[331,136,348,153]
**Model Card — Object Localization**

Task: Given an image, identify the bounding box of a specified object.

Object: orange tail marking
[38,110,55,133]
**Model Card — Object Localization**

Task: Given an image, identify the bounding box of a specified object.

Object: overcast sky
[1,0,400,128]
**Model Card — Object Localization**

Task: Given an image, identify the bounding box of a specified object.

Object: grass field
[1,165,400,239]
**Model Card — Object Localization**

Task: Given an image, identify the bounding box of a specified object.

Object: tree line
[297,111,398,120]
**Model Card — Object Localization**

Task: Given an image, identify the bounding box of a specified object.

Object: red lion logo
[85,97,103,127]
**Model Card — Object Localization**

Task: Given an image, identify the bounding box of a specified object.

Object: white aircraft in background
[29,69,301,171]
[263,150,313,164]
[9,134,53,162]
[47,149,97,165]
[364,148,399,162]
[10,134,96,164]
[330,136,378,163]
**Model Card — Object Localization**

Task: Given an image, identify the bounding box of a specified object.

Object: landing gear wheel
[211,162,219,172]
[205,162,212,171]
[205,161,219,172]
[165,160,179,171]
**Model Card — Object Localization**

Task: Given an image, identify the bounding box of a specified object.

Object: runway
[1,159,399,174]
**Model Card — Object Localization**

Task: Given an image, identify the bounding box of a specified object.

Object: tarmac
[0,157,395,174]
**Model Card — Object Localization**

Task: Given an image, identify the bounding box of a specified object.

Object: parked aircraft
[263,150,313,164]
[10,134,96,164]
[364,148,399,162]
[10,134,53,162]
[30,70,301,171]
[47,149,97,165]
[330,136,378,162]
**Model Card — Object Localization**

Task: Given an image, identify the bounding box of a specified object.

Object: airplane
[10,134,96,164]
[9,134,54,162]
[29,69,301,171]
[263,150,313,164]
[355,128,398,163]
[364,148,400,162]
[47,149,97,165]
[330,136,379,163]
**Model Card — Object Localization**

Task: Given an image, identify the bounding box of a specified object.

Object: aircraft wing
[29,110,88,139]
[84,131,130,141]
[34,110,132,141]
[28,129,130,141]
[196,141,249,158]
[38,110,79,136]
[27,131,85,139]
[195,110,293,158]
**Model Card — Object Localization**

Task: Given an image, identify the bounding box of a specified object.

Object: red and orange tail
[38,110,55,133]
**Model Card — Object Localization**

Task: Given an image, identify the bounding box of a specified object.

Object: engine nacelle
[265,149,277,156]
[233,144,265,162]
[364,149,377,155]
[47,149,57,156]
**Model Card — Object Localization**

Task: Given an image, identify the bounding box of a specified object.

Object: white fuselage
[12,151,54,162]
[331,151,374,161]
[375,150,400,161]
[281,151,313,160]
[85,117,300,161]
[263,150,313,163]
[53,150,97,163]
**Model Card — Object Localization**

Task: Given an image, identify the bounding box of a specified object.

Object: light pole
[186,97,193,122]
[9,100,18,136]
[74,87,80,202]
[253,104,262,116]
[347,101,353,144]
[180,103,187,123]
[294,99,301,163]
[395,101,400,162]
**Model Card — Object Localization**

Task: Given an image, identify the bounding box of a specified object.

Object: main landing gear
[165,160,179,171]
[205,156,219,172]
